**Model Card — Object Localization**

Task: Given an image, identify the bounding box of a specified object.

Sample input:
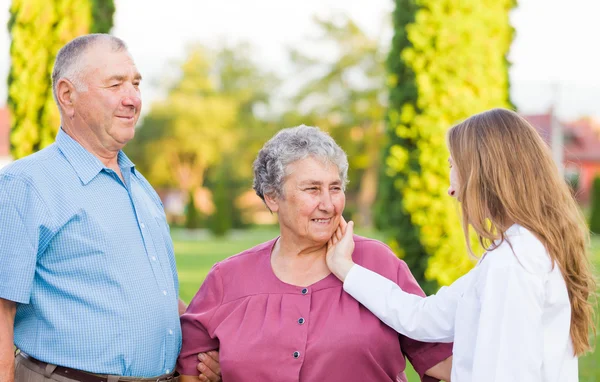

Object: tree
[128,44,279,230]
[286,14,388,227]
[131,46,238,197]
[377,0,515,293]
[7,0,115,159]
[590,176,600,235]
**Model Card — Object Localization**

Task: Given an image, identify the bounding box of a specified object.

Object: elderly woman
[177,126,452,382]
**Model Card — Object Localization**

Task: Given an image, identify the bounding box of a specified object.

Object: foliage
[89,0,115,34]
[185,191,203,229]
[377,0,515,293]
[590,176,600,234]
[127,43,279,231]
[285,14,388,227]
[7,0,114,159]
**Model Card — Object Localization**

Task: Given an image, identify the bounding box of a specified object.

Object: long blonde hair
[447,108,596,356]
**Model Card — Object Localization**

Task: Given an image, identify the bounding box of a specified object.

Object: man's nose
[121,84,141,110]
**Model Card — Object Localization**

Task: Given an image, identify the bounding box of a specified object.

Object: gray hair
[52,34,128,104]
[253,125,349,202]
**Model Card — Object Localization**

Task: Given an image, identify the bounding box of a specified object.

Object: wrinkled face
[448,156,460,199]
[72,43,142,151]
[267,156,346,247]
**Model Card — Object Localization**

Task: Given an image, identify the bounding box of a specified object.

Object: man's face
[72,43,142,151]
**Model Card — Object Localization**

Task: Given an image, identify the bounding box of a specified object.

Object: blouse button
[298,317,305,325]
[301,288,308,294]
[293,351,300,359]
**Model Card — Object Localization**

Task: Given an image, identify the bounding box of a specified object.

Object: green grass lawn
[174,228,600,381]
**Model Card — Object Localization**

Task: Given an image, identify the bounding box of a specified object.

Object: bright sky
[0,0,599,119]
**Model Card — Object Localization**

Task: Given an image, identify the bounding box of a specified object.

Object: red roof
[0,108,9,157]
[564,118,600,162]
[522,112,600,162]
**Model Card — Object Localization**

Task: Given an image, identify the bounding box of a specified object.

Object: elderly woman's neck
[277,235,328,258]
[271,237,331,287]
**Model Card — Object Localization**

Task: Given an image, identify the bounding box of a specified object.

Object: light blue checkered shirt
[0,129,182,376]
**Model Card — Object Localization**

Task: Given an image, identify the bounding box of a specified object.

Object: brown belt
[18,352,179,382]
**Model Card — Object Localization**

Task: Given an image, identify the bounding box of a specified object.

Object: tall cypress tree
[7,0,115,159]
[376,0,515,293]
[590,177,600,235]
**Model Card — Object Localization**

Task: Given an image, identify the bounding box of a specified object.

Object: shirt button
[169,329,173,335]
[301,288,308,294]
[163,290,167,295]
[140,222,145,228]
[293,351,300,359]
[298,317,305,325]
[166,369,170,373]
[151,256,157,261]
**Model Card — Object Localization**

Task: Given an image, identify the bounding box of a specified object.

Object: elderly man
[0,34,219,382]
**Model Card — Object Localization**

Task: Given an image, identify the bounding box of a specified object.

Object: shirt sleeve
[0,175,51,304]
[345,259,455,381]
[344,262,469,342]
[177,263,224,375]
[471,262,544,381]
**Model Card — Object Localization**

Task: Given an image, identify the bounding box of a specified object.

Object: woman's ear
[264,193,279,213]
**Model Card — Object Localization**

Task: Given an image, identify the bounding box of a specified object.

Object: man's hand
[425,355,452,381]
[0,298,16,382]
[196,351,221,382]
[326,218,356,282]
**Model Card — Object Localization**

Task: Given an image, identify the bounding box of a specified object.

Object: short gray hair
[52,34,127,104]
[253,125,349,202]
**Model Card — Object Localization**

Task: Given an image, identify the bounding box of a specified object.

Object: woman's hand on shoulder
[326,218,356,282]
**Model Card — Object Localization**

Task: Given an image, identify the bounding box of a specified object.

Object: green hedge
[8,0,115,159]
[376,0,515,293]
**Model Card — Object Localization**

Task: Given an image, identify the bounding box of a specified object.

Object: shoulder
[0,145,61,184]
[483,225,552,275]
[0,146,63,207]
[213,239,275,278]
[352,235,407,281]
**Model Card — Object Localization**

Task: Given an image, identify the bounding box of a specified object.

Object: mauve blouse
[178,236,453,381]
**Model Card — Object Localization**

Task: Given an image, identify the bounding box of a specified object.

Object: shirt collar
[56,128,136,185]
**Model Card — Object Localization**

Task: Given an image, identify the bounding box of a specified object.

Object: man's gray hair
[51,34,127,104]
[253,125,349,202]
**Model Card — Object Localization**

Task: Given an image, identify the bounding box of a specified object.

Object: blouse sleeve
[471,262,544,381]
[177,263,224,375]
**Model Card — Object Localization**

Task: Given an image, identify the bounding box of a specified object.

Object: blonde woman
[326,108,596,382]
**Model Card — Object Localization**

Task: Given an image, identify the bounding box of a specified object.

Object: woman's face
[448,156,460,199]
[267,156,346,247]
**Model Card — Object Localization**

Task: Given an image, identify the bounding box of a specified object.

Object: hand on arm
[179,351,221,382]
[196,351,221,382]
[425,355,452,381]
[0,298,16,382]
